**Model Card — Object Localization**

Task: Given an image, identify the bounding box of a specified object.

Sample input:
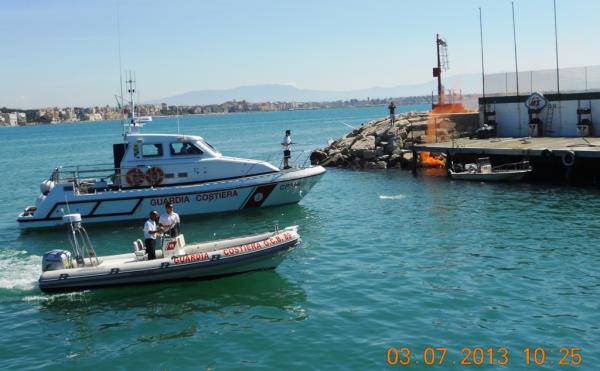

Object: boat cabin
[113,133,279,188]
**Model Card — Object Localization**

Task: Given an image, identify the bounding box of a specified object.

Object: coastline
[1,103,425,128]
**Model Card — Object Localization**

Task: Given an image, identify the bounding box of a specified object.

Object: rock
[388,153,401,166]
[383,141,396,155]
[310,149,327,165]
[333,136,356,149]
[349,135,376,156]
[374,125,392,138]
[365,161,387,169]
[332,152,345,163]
[320,152,346,167]
[361,119,390,137]
[309,110,450,171]
[400,131,408,140]
[362,149,377,160]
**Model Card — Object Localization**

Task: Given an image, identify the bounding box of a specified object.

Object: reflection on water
[38,271,306,316]
[32,271,307,359]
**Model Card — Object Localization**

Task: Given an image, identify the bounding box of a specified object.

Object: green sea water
[0,106,599,370]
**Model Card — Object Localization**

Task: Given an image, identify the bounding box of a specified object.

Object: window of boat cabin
[203,140,218,153]
[142,143,163,158]
[170,142,203,156]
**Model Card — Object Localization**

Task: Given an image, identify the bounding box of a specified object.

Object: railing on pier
[483,65,600,97]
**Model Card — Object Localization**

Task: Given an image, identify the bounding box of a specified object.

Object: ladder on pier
[577,99,593,136]
[544,103,555,135]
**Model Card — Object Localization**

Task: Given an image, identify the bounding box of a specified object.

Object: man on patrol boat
[143,211,160,260]
[159,201,181,237]
[281,129,294,169]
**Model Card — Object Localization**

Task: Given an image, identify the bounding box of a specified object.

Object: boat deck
[415,137,600,158]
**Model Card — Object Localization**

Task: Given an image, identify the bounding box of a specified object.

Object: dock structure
[414,137,600,184]
[415,137,600,158]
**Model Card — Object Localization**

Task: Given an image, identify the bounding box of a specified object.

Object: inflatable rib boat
[39,214,299,293]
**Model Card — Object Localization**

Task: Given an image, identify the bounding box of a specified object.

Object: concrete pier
[415,137,600,184]
[415,137,600,157]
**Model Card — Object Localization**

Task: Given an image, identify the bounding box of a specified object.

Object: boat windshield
[202,140,218,153]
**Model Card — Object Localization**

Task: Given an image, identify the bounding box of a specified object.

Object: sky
[1,0,600,108]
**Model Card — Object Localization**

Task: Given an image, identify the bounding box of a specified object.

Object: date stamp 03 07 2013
[386,346,583,367]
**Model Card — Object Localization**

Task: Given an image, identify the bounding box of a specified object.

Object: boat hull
[19,166,325,229]
[449,169,531,181]
[39,227,299,292]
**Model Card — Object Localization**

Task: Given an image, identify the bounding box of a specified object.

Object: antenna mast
[511,2,520,96]
[125,71,141,134]
[479,8,486,99]
[116,0,124,113]
[433,34,449,107]
[553,0,560,94]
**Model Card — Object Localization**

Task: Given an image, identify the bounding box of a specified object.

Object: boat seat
[133,239,145,252]
[133,239,147,261]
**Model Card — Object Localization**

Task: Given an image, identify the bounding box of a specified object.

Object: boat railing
[52,164,115,183]
[51,163,154,187]
[276,149,312,169]
[294,149,312,168]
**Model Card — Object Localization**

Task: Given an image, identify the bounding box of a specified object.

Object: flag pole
[479,7,486,99]
[553,0,560,94]
[512,1,520,96]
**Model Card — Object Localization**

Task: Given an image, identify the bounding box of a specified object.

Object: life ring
[561,151,576,167]
[125,168,145,187]
[146,167,165,186]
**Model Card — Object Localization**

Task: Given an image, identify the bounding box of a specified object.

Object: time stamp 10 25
[386,346,583,367]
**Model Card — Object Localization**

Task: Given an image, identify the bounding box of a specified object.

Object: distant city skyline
[2,0,600,108]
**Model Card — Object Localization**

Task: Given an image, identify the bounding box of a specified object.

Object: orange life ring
[146,167,165,186]
[125,168,145,187]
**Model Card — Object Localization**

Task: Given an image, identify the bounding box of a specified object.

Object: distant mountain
[149,74,484,105]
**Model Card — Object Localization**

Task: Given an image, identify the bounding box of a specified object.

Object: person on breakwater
[159,201,181,237]
[281,129,294,169]
[143,211,160,260]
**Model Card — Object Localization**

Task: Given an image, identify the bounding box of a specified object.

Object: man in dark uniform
[143,211,160,260]
[281,129,293,169]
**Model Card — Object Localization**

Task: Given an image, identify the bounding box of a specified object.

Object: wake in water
[379,194,405,200]
[0,249,42,291]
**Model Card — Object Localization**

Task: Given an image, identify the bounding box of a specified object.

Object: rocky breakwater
[310,111,430,170]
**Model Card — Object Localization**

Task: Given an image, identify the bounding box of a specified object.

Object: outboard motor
[40,214,99,271]
[42,249,73,272]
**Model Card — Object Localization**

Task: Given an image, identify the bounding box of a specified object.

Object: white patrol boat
[39,214,299,292]
[18,78,325,229]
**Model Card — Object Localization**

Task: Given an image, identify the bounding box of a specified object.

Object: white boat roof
[125,133,204,142]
